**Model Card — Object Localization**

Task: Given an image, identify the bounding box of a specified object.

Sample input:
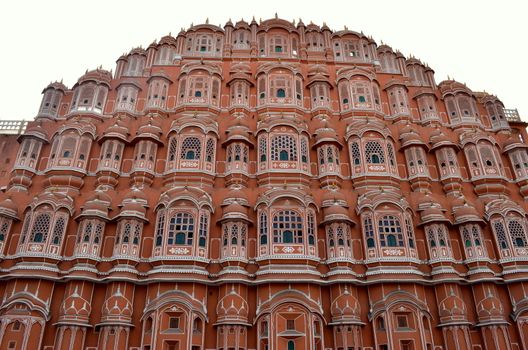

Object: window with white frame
[18,207,69,256]
[460,223,487,259]
[15,138,43,170]
[147,78,169,109]
[74,218,104,257]
[509,149,528,179]
[435,147,460,179]
[114,219,142,258]
[47,132,92,170]
[491,215,528,258]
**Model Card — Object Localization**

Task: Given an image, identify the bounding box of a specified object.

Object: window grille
[167,212,194,246]
[272,210,303,244]
[180,137,201,160]
[365,141,385,164]
[271,135,297,161]
[509,220,528,248]
[378,215,403,247]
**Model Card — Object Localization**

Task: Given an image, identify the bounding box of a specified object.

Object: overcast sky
[0,0,526,120]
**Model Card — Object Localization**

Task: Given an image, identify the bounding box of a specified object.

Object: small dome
[101,118,130,143]
[0,197,18,220]
[19,121,49,142]
[313,127,342,148]
[321,188,348,208]
[331,289,361,322]
[477,293,504,320]
[438,79,473,97]
[115,187,148,220]
[216,290,249,324]
[224,202,248,216]
[502,136,528,153]
[223,187,249,206]
[430,128,457,150]
[102,289,133,322]
[234,19,250,29]
[399,128,426,149]
[77,191,112,220]
[452,197,482,224]
[129,47,146,56]
[322,205,355,225]
[43,81,67,93]
[59,290,91,323]
[159,34,177,46]
[134,117,163,143]
[224,121,253,146]
[438,294,467,322]
[377,44,394,53]
[77,68,112,86]
[406,57,423,66]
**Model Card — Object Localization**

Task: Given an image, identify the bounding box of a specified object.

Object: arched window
[272,210,303,244]
[365,141,385,164]
[378,215,403,247]
[510,220,527,247]
[167,213,194,246]
[288,340,295,350]
[271,135,297,161]
[180,137,201,160]
[30,213,51,243]
[277,88,286,98]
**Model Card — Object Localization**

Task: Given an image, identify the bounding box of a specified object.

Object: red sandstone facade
[0,15,527,350]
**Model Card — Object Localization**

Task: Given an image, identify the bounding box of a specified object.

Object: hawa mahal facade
[0,15,527,350]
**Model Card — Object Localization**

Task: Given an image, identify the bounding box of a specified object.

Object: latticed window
[205,138,215,163]
[494,221,509,249]
[307,212,316,245]
[259,136,267,162]
[351,142,361,165]
[510,149,528,178]
[480,145,496,167]
[462,224,482,248]
[19,213,31,244]
[51,217,66,245]
[272,210,303,244]
[198,213,208,247]
[30,213,51,243]
[405,217,415,248]
[387,142,396,166]
[427,225,449,248]
[300,137,309,163]
[365,141,385,164]
[259,211,268,245]
[509,219,528,248]
[155,210,165,247]
[167,137,178,162]
[167,212,194,245]
[378,215,403,247]
[180,137,201,160]
[0,219,11,243]
[271,135,298,161]
[336,226,345,246]
[364,217,375,248]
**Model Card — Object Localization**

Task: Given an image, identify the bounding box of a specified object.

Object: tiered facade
[0,15,528,350]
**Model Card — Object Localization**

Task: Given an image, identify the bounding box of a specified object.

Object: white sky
[0,0,526,120]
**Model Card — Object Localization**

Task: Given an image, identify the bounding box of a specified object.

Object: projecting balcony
[505,108,522,122]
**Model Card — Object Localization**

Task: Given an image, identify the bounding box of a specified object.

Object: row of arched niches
[1,16,528,350]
